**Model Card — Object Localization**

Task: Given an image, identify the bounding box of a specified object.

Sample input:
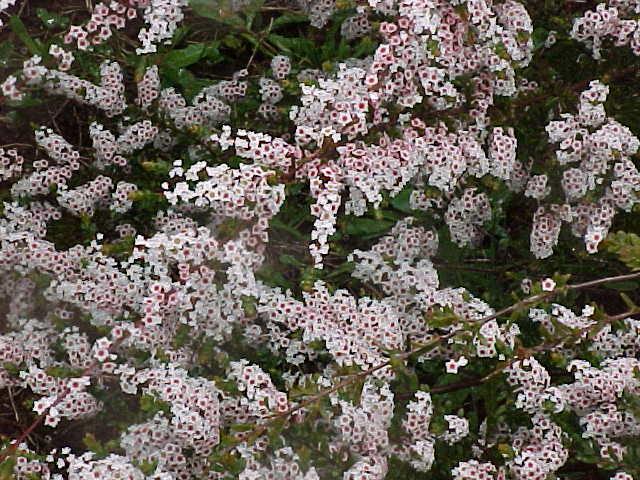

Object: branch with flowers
[208,270,640,454]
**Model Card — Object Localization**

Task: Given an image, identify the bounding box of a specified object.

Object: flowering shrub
[2,0,640,479]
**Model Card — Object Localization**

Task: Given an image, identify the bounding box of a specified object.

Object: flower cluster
[396,390,435,472]
[0,147,24,181]
[445,188,492,247]
[228,360,289,418]
[334,379,394,477]
[137,0,189,54]
[16,56,127,117]
[48,44,75,71]
[452,460,497,480]
[259,279,403,375]
[65,2,138,50]
[530,80,640,258]
[572,1,640,59]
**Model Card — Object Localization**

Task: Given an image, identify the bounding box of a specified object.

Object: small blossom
[446,356,469,374]
[541,278,556,291]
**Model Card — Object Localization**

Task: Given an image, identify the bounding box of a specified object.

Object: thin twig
[0,143,34,149]
[7,388,19,423]
[430,307,640,395]
[17,0,28,17]
[472,270,640,326]
[246,17,274,71]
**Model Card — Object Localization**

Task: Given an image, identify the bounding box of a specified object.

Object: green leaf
[532,27,549,50]
[230,423,254,432]
[137,459,158,476]
[605,231,640,271]
[0,41,14,69]
[2,362,20,375]
[352,36,377,58]
[606,280,639,291]
[0,457,17,480]
[36,8,69,29]
[426,307,459,329]
[139,394,171,415]
[391,359,419,393]
[9,16,44,56]
[162,42,223,69]
[271,217,307,240]
[390,187,414,213]
[45,365,83,378]
[189,0,263,26]
[279,254,306,267]
[324,261,354,279]
[256,266,293,289]
[342,217,394,238]
[141,160,171,175]
[241,295,257,317]
[163,44,207,68]
[79,214,97,241]
[189,0,235,21]
[9,96,43,108]
[222,33,243,50]
[172,324,193,349]
[83,433,108,458]
[271,13,309,30]
[204,42,224,63]
[162,67,212,100]
[267,34,316,62]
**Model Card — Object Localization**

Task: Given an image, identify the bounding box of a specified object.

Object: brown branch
[7,388,19,424]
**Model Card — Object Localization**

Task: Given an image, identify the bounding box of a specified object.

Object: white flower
[541,278,556,292]
[446,356,468,374]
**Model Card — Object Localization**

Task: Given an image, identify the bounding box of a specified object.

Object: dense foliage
[2,0,640,478]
